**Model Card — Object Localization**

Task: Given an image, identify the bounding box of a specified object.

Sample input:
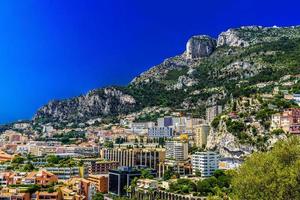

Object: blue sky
[1,0,300,124]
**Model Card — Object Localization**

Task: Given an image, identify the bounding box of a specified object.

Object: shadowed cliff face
[34,87,136,123]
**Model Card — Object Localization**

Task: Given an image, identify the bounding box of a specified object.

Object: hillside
[35,25,300,125]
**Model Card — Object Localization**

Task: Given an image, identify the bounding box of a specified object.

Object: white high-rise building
[192,151,219,177]
[165,141,188,161]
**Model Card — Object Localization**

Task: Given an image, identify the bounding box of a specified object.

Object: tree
[169,179,197,194]
[141,169,154,179]
[27,184,41,194]
[11,156,25,164]
[163,168,174,181]
[271,128,285,135]
[195,169,202,177]
[47,187,55,193]
[22,162,35,172]
[46,155,60,164]
[231,136,300,200]
[92,192,104,200]
[103,141,114,148]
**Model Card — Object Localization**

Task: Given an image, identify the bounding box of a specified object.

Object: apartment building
[100,147,165,171]
[44,167,83,180]
[131,122,155,134]
[88,160,119,174]
[192,151,219,177]
[165,141,188,161]
[0,151,13,162]
[0,172,13,187]
[85,175,108,193]
[148,127,174,138]
[60,186,85,200]
[194,124,210,148]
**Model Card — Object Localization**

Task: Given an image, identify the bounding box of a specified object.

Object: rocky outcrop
[34,87,136,123]
[130,55,192,85]
[131,35,216,85]
[217,28,250,47]
[217,25,300,47]
[185,35,216,59]
[206,128,254,158]
[167,75,198,90]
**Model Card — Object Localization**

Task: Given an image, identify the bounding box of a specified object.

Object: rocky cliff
[34,87,136,123]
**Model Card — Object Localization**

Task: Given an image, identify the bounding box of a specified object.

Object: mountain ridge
[34,25,300,125]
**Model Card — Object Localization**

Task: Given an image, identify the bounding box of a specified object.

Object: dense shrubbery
[211,115,221,129]
[46,155,78,167]
[164,67,188,82]
[169,170,232,197]
[226,119,246,135]
[53,130,86,144]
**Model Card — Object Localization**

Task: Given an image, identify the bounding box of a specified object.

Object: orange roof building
[0,150,13,162]
[23,170,58,186]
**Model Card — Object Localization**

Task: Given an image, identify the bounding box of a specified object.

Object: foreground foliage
[232,136,300,200]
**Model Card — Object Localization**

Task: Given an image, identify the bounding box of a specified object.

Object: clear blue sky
[1,0,300,124]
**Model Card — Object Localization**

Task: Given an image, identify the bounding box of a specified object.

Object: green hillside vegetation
[126,37,300,118]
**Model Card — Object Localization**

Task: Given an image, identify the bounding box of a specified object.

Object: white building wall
[192,151,219,177]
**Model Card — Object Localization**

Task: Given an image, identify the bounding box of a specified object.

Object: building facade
[148,127,174,138]
[88,161,119,174]
[100,147,165,171]
[165,141,188,161]
[44,167,84,180]
[192,151,219,177]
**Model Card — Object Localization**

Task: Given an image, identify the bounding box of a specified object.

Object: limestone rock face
[185,35,217,59]
[169,75,198,90]
[206,129,254,158]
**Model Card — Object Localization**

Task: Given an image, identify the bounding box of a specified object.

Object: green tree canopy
[232,136,300,200]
